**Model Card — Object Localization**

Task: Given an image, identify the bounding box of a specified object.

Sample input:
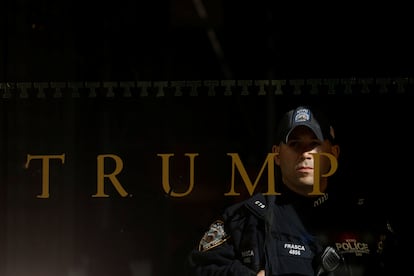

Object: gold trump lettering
[225,153,281,196]
[94,154,128,198]
[24,152,338,198]
[25,154,66,198]
[307,152,338,196]
[158,153,199,197]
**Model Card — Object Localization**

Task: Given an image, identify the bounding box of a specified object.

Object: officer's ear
[272,144,281,165]
[331,144,340,159]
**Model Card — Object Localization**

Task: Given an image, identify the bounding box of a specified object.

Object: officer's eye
[310,141,322,148]
[287,141,299,148]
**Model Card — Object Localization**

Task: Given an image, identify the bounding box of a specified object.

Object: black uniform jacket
[187,189,399,276]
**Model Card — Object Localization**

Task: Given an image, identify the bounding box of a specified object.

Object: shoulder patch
[198,220,229,252]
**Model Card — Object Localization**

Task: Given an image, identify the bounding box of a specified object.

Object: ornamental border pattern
[0,77,412,99]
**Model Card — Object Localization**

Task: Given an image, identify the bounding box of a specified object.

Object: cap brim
[284,123,324,143]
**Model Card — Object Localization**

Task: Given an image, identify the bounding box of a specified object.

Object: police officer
[186,105,399,276]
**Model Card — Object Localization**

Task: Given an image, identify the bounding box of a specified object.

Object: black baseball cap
[275,106,335,144]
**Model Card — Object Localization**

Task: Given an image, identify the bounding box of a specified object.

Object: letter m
[224,153,280,196]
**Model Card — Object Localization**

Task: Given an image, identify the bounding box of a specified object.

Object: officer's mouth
[297,166,313,173]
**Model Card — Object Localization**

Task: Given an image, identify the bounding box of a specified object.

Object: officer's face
[273,126,340,196]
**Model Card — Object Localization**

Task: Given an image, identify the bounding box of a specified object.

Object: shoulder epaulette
[223,193,270,221]
[243,193,269,220]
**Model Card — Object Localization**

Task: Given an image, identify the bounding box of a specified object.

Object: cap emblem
[294,108,311,123]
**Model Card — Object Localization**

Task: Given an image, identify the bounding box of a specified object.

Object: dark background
[0,1,412,276]
[1,1,413,81]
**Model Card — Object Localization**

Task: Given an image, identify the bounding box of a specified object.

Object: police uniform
[186,187,398,276]
[187,106,400,275]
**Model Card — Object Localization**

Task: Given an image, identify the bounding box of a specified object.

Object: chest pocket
[264,204,321,276]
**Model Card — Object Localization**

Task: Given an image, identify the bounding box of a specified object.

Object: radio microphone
[316,246,343,276]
